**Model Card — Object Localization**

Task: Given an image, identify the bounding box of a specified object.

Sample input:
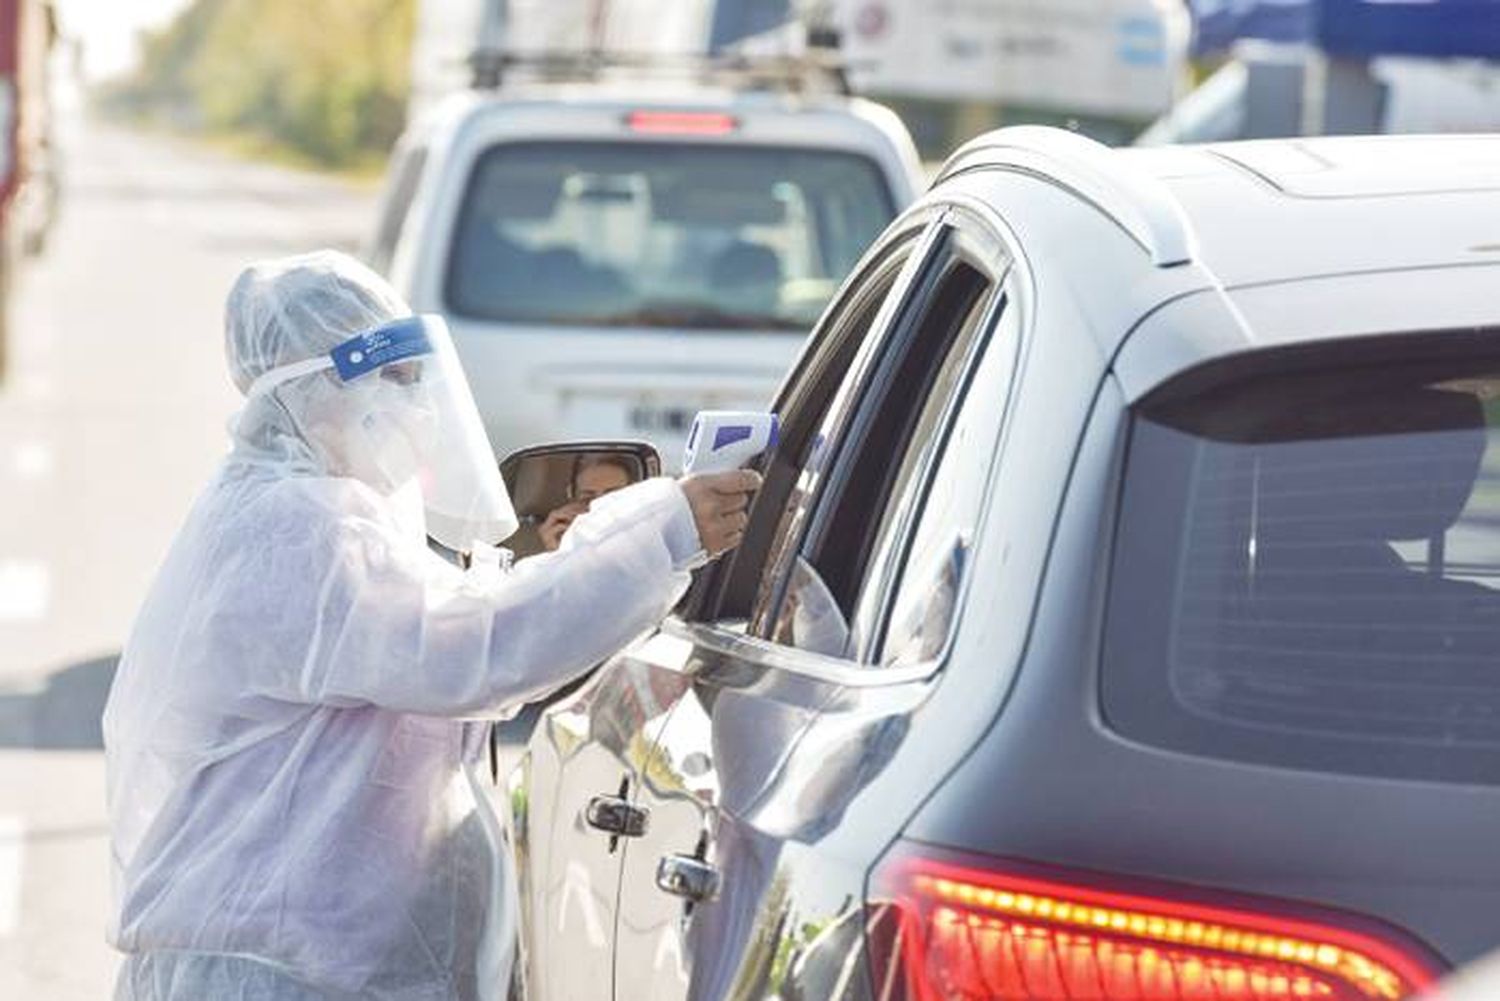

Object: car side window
[366,141,428,275]
[864,283,1022,667]
[682,221,935,624]
[759,224,1006,659]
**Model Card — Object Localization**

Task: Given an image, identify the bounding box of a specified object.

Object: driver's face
[573,463,633,505]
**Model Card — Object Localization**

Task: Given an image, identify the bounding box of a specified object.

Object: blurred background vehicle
[369,40,924,464]
[505,127,1500,1001]
[0,0,59,378]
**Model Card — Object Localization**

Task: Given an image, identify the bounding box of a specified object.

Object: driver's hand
[679,470,762,557]
[538,501,588,552]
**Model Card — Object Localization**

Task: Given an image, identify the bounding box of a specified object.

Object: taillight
[867,848,1442,1001]
[623,110,739,135]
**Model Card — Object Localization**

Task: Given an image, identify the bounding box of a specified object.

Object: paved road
[0,120,376,1000]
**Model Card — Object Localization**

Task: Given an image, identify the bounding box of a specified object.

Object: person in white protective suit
[102,250,759,1001]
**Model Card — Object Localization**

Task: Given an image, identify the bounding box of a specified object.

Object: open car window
[678,217,942,626]
[754,220,1008,661]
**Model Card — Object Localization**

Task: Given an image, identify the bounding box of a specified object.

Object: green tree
[104,0,416,169]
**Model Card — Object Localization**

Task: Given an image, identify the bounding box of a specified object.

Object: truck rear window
[1102,357,1500,784]
[445,141,894,331]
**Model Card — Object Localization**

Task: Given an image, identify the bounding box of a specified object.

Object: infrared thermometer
[682,411,779,474]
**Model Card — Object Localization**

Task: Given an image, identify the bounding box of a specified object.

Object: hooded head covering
[225,251,408,474]
[223,250,518,547]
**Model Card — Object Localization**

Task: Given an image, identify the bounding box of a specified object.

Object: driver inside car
[537,452,638,551]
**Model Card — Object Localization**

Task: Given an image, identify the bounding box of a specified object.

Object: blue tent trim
[710,0,792,52]
[1191,0,1500,59]
[1192,1,1315,54]
[1318,0,1500,59]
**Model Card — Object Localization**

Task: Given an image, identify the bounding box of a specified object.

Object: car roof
[1120,134,1500,289]
[935,129,1500,389]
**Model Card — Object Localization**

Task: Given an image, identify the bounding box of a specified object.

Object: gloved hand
[680,470,762,557]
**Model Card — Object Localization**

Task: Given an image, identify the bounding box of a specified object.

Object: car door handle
[656,852,721,904]
[584,794,649,838]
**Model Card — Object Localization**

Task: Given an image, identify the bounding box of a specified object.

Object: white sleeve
[279,477,700,716]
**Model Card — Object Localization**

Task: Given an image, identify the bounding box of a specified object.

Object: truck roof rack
[937,126,1197,268]
[468,42,852,97]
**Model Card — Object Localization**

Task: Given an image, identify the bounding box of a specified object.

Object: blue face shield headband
[245,315,439,400]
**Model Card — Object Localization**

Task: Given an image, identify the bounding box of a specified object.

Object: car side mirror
[498,441,662,558]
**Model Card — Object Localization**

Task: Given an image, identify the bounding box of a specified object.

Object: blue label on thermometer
[713,425,753,450]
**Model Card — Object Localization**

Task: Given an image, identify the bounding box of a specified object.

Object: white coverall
[103,252,702,1000]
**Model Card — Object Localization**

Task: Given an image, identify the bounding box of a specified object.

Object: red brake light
[624,110,739,135]
[868,850,1442,1001]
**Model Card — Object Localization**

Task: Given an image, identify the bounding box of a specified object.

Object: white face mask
[357,409,422,489]
[345,377,438,489]
[245,315,519,550]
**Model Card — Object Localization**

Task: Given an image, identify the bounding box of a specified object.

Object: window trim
[871,258,1034,677]
[849,192,1039,675]
[853,275,1012,666]
[750,203,1020,664]
[791,245,993,603]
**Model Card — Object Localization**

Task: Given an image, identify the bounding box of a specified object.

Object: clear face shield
[246,315,519,552]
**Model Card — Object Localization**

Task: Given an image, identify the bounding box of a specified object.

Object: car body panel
[620,626,940,1001]
[517,631,690,1000]
[1120,136,1500,288]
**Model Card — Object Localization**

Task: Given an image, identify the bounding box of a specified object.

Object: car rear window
[445,141,894,331]
[1102,355,1500,784]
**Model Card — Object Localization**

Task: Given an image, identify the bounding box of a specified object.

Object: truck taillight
[624,111,739,135]
[867,849,1442,1001]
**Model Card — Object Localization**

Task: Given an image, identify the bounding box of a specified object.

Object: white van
[367,79,923,465]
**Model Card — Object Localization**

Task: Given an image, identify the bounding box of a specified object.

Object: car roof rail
[936,126,1196,268]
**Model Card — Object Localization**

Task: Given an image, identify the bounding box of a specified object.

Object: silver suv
[501,129,1500,1001]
